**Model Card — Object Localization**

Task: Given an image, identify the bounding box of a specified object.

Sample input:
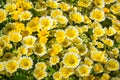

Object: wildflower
[9,32,22,42]
[101,73,110,80]
[59,67,74,78]
[0,9,7,23]
[84,57,93,66]
[4,3,16,14]
[102,38,114,47]
[78,0,92,8]
[63,52,80,68]
[110,3,120,14]
[5,60,19,73]
[48,0,58,9]
[51,9,63,18]
[19,11,32,21]
[33,68,47,80]
[19,56,33,70]
[55,30,65,43]
[0,62,4,71]
[35,62,47,70]
[104,0,116,4]
[90,8,105,22]
[39,16,53,30]
[69,12,84,23]
[56,15,68,24]
[93,63,104,73]
[93,27,105,37]
[22,36,36,48]
[53,72,62,80]
[59,2,70,11]
[65,26,78,40]
[105,27,116,36]
[77,64,92,77]
[93,0,105,9]
[105,59,119,71]
[18,46,28,55]
[50,56,60,65]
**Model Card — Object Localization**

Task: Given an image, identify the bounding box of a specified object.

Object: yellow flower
[111,48,119,56]
[112,22,120,33]
[14,22,25,31]
[27,17,40,32]
[0,9,7,23]
[104,0,116,4]
[61,39,71,48]
[103,7,110,13]
[51,9,63,18]
[33,68,47,80]
[55,30,65,43]
[33,43,46,56]
[65,26,78,40]
[5,60,19,73]
[93,0,105,9]
[48,0,58,9]
[9,32,22,42]
[56,15,68,24]
[67,47,79,54]
[93,27,105,37]
[90,21,102,29]
[59,2,70,11]
[38,29,49,38]
[97,42,104,48]
[77,64,92,77]
[0,62,4,71]
[39,16,53,30]
[101,73,110,80]
[84,57,93,66]
[19,11,32,21]
[0,47,3,57]
[84,15,91,24]
[0,38,6,48]
[90,8,105,22]
[91,51,105,62]
[102,38,114,47]
[35,62,47,70]
[50,56,60,65]
[63,52,80,68]
[78,0,92,7]
[4,3,16,14]
[69,12,84,23]
[59,67,74,78]
[105,27,116,36]
[21,27,32,37]
[72,37,83,45]
[19,56,33,70]
[53,72,62,80]
[110,3,120,14]
[18,46,28,55]
[105,59,119,71]
[39,37,48,44]
[22,36,36,48]
[93,63,103,73]
[76,44,88,56]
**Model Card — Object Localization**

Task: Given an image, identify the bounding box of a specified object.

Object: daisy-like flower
[90,8,105,22]
[48,0,58,9]
[110,3,120,14]
[0,47,3,57]
[19,56,33,70]
[39,16,53,30]
[102,38,114,47]
[19,11,32,21]
[18,46,28,55]
[101,73,110,80]
[69,12,84,23]
[71,37,83,45]
[9,32,22,42]
[33,68,47,80]
[93,27,105,37]
[4,3,16,14]
[105,59,119,71]
[63,52,80,68]
[22,36,36,48]
[105,27,116,36]
[104,0,116,4]
[0,62,4,71]
[59,67,74,78]
[67,47,79,54]
[84,57,93,66]
[112,21,120,33]
[59,2,70,11]
[56,15,68,24]
[77,64,92,77]
[93,0,105,9]
[5,60,19,73]
[35,62,47,70]
[93,63,104,73]
[33,43,46,57]
[0,9,7,23]
[91,51,105,62]
[55,30,65,43]
[51,9,63,18]
[50,56,60,65]
[78,0,92,8]
[65,26,78,40]
[53,72,62,80]
[76,44,88,56]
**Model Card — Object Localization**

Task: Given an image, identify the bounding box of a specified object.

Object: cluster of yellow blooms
[0,0,120,80]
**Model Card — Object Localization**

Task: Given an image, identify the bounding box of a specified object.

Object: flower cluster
[0,0,120,80]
